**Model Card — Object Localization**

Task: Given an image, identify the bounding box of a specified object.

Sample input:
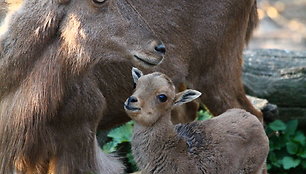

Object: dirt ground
[249,0,306,51]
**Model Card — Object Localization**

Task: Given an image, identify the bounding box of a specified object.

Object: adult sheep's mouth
[133,55,163,67]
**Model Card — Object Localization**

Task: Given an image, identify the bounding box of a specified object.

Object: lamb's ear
[132,67,143,84]
[174,90,201,106]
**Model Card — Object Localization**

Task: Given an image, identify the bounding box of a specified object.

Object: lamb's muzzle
[124,96,141,112]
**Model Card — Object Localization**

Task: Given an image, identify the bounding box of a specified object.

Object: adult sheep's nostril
[128,96,138,103]
[154,43,166,54]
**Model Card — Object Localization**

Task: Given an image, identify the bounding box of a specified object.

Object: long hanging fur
[0,0,126,173]
[0,1,69,173]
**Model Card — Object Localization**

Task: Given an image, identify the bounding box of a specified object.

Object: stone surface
[247,95,269,110]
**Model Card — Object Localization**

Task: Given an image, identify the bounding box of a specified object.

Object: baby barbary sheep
[124,68,269,174]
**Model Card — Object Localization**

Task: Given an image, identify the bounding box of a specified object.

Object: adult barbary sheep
[0,0,165,173]
[125,68,269,174]
[1,0,261,173]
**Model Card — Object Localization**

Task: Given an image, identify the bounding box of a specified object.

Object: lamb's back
[175,109,269,174]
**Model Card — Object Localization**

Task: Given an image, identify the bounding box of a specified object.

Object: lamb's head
[124,68,201,126]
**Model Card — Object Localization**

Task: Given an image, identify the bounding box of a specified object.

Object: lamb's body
[125,69,269,174]
[132,109,268,174]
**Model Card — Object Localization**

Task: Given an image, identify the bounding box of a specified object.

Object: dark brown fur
[0,0,260,173]
[98,0,262,130]
[0,0,164,173]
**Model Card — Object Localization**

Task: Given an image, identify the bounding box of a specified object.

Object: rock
[247,95,279,122]
[247,95,269,110]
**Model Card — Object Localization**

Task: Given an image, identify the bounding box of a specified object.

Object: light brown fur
[125,70,269,174]
[1,0,261,173]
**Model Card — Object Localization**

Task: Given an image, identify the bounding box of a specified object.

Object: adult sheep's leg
[189,0,263,122]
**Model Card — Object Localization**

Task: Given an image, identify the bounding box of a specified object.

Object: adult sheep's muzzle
[130,41,165,68]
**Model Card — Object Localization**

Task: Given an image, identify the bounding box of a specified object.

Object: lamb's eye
[92,0,106,4]
[157,94,168,103]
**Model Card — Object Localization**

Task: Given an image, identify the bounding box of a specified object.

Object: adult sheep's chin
[132,54,164,68]
[131,47,165,68]
[131,40,166,68]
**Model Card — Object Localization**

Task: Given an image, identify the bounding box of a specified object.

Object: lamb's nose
[128,96,138,103]
[154,43,166,54]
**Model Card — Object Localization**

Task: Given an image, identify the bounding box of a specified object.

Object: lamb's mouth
[124,104,141,112]
[133,55,162,67]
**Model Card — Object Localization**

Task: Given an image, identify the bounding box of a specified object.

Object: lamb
[124,68,269,174]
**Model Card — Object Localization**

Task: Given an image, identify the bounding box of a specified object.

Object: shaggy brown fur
[125,70,269,174]
[0,0,165,173]
[130,0,263,122]
[1,0,261,173]
[98,0,263,129]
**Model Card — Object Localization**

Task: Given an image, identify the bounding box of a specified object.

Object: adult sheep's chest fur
[1,0,261,173]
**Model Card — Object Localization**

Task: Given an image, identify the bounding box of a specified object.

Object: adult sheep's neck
[131,113,189,172]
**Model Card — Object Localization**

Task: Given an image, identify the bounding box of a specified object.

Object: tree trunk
[243,49,306,125]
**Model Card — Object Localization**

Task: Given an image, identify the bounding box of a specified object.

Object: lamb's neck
[133,114,177,141]
[132,113,189,171]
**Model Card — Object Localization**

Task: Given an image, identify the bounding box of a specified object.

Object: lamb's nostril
[128,96,138,103]
[154,43,166,54]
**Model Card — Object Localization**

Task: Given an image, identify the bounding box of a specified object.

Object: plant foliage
[266,119,306,174]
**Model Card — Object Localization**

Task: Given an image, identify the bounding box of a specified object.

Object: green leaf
[269,120,287,131]
[285,120,298,135]
[268,151,277,162]
[102,141,119,153]
[197,110,213,121]
[286,142,299,155]
[127,152,138,171]
[269,152,283,168]
[266,164,271,170]
[302,160,306,168]
[293,131,306,146]
[107,121,133,143]
[282,156,301,169]
[299,148,306,158]
[270,135,287,150]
